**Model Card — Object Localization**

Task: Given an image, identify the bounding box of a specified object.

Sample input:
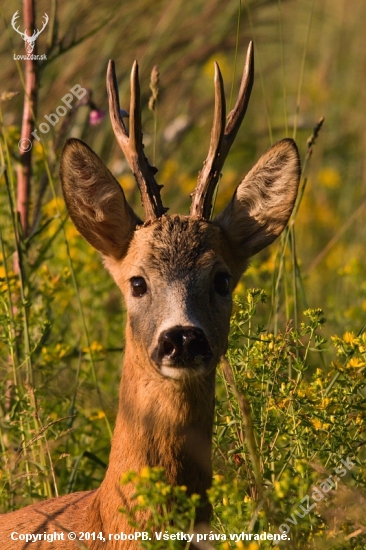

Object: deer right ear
[60,138,140,259]
[215,138,301,281]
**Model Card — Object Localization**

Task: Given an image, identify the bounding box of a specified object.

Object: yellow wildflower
[312,418,330,431]
[140,466,151,479]
[347,358,366,368]
[274,480,285,498]
[343,332,356,344]
[320,398,330,409]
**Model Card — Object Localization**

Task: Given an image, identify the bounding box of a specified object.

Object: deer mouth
[152,326,214,377]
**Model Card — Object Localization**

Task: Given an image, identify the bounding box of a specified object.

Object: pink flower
[89,109,105,126]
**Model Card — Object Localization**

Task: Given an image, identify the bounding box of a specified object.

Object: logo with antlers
[11,11,49,55]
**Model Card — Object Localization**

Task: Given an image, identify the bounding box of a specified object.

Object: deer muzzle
[153,325,213,377]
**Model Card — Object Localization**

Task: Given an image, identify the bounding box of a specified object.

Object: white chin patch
[160,364,207,379]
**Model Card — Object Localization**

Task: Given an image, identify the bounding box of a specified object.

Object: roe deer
[0,42,300,549]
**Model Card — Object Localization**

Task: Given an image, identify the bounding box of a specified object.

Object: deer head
[60,43,300,384]
[11,11,49,54]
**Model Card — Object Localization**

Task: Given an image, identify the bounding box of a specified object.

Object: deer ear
[60,138,140,259]
[215,138,300,277]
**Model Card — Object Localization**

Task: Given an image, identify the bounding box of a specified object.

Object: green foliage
[120,468,199,549]
[0,137,114,509]
[213,291,366,548]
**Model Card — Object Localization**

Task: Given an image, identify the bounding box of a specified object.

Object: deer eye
[131,277,147,297]
[213,272,230,296]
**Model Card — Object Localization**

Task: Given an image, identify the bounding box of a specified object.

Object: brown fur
[0,137,300,549]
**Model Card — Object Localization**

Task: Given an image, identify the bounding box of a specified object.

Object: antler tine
[190,41,254,219]
[129,61,142,152]
[107,60,129,146]
[106,59,167,222]
[190,62,226,219]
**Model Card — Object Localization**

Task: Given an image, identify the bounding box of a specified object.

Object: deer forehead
[106,215,230,288]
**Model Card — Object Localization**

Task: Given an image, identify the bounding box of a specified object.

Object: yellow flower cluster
[332,332,366,368]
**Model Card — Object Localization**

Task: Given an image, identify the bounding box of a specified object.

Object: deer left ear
[214,138,301,278]
[60,138,141,260]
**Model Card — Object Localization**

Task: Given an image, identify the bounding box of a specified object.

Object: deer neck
[96,326,216,530]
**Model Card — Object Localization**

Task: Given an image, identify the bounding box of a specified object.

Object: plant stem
[16,0,39,238]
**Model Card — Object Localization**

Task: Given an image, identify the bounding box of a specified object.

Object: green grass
[1,0,366,547]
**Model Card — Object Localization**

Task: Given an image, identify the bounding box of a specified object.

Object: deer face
[107,215,233,378]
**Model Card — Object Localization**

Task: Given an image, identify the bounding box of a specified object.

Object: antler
[190,41,254,219]
[11,11,27,39]
[106,60,168,222]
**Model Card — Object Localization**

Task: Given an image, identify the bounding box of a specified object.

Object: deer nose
[157,326,212,365]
